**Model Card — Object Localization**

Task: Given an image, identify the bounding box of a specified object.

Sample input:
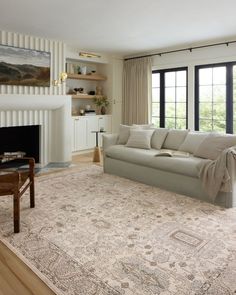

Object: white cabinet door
[98,116,112,132]
[74,118,87,151]
[87,116,99,149]
[98,115,112,146]
[72,116,113,151]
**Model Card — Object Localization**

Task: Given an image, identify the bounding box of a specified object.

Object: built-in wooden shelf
[67,73,107,81]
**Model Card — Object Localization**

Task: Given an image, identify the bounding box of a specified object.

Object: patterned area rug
[0,165,236,295]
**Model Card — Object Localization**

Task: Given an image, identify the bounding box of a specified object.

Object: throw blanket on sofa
[199,146,236,201]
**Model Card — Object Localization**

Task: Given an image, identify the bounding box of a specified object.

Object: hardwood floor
[0,152,98,295]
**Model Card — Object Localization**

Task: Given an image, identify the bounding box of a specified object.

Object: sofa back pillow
[117,124,140,145]
[194,133,236,160]
[126,129,154,149]
[178,132,209,154]
[151,128,169,149]
[162,129,189,150]
[132,124,155,129]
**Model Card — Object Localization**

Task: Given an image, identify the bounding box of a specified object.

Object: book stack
[0,151,26,163]
[84,110,96,116]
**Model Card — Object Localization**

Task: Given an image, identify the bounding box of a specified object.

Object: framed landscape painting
[0,44,50,87]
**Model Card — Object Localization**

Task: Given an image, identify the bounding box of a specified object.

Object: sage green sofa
[103,127,236,208]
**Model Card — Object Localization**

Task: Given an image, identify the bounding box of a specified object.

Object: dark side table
[91,130,106,162]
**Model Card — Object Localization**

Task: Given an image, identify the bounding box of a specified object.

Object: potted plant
[93,96,109,115]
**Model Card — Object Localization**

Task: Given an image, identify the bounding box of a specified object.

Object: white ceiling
[1,0,236,57]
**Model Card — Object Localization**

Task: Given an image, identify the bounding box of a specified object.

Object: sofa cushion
[105,145,209,178]
[126,129,154,149]
[151,128,169,149]
[179,132,209,154]
[163,129,189,150]
[117,124,139,145]
[194,133,236,160]
[105,145,158,166]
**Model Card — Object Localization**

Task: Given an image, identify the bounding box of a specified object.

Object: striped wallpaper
[0,30,66,95]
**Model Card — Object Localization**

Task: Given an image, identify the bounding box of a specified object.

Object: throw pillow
[194,133,236,160]
[132,123,155,129]
[117,124,140,145]
[151,128,169,149]
[162,129,189,150]
[126,129,154,149]
[179,132,209,154]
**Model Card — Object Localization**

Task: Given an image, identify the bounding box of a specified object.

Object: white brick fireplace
[0,95,72,167]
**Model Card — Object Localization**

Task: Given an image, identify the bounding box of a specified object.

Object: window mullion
[194,67,199,130]
[160,72,165,128]
[226,65,233,133]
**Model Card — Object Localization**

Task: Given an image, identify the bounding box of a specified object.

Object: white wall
[97,58,123,133]
[0,30,66,95]
[152,43,236,130]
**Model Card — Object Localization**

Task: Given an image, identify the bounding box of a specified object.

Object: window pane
[165,103,175,118]
[176,87,186,102]
[152,88,160,103]
[234,83,236,102]
[152,117,160,127]
[199,119,213,131]
[199,68,212,85]
[234,65,236,80]
[176,119,186,129]
[165,72,175,87]
[165,118,175,129]
[233,102,236,118]
[233,65,236,103]
[213,103,226,121]
[176,103,186,118]
[213,120,226,132]
[165,87,175,102]
[152,103,159,116]
[176,71,186,86]
[213,85,226,103]
[152,73,160,87]
[199,103,212,118]
[213,67,226,85]
[199,86,212,102]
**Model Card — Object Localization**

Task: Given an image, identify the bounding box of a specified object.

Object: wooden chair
[0,157,35,233]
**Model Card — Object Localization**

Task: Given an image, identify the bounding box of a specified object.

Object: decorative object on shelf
[0,44,50,87]
[81,66,87,75]
[79,52,101,59]
[85,105,91,111]
[96,86,103,95]
[93,96,109,115]
[77,65,81,74]
[79,109,85,116]
[89,91,95,95]
[74,87,84,94]
[53,72,68,86]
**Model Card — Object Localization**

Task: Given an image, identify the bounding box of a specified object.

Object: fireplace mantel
[0,95,72,167]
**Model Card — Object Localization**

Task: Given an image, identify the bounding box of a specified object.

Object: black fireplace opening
[0,125,40,164]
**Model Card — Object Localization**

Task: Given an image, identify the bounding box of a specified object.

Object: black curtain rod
[124,40,236,61]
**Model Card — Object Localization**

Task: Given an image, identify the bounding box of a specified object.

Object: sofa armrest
[102,134,119,151]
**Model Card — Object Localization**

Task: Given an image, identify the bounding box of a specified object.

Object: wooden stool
[91,130,106,163]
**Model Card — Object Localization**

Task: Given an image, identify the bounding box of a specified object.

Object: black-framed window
[195,62,236,133]
[152,67,188,129]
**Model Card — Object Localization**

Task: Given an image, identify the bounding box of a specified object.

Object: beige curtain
[122,56,152,125]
